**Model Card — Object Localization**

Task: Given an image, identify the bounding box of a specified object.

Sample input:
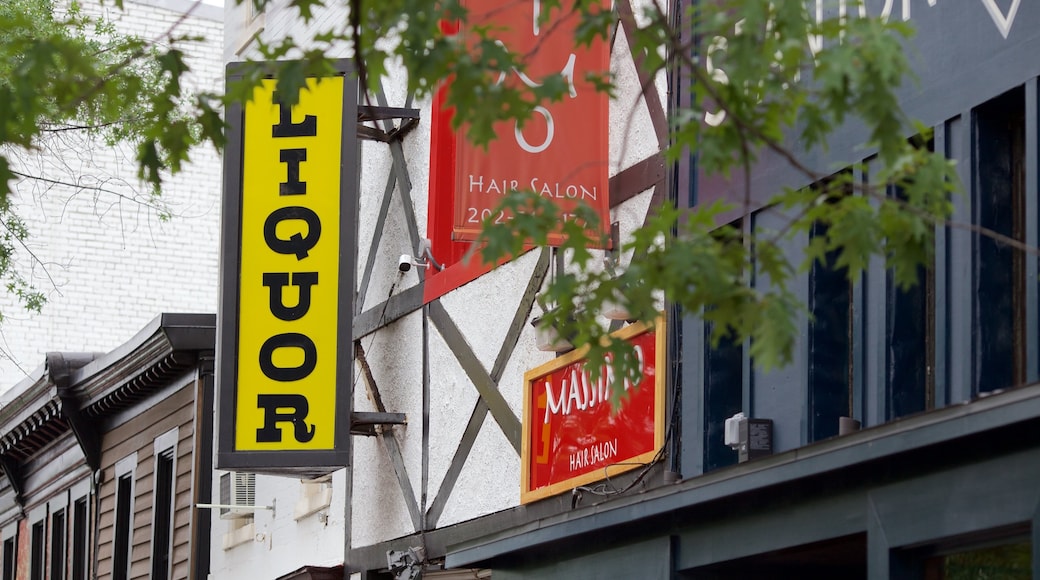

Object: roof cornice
[66,313,215,417]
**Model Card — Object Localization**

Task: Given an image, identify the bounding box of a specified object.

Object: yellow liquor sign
[218,61,357,473]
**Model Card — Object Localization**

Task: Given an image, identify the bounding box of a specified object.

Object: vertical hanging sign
[452,0,610,244]
[218,61,358,474]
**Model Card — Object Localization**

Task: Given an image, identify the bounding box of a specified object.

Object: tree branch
[11,170,169,213]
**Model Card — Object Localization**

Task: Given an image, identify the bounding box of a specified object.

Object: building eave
[66,313,215,418]
[446,382,1040,569]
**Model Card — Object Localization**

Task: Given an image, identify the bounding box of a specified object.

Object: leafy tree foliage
[3,0,978,392]
[243,0,958,389]
[0,0,223,319]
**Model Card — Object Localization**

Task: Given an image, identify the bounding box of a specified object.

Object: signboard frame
[520,318,666,503]
[217,59,358,474]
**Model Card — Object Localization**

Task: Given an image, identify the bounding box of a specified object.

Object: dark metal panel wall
[869,447,1040,549]
[676,489,866,570]
[676,448,1040,578]
[1026,77,1040,384]
[945,113,973,405]
[867,446,1040,580]
[750,208,810,453]
[494,537,673,580]
[931,124,949,411]
[696,3,1040,216]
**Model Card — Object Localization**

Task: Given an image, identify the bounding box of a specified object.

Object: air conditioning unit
[219,472,256,520]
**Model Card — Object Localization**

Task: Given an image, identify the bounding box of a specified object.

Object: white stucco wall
[213,0,666,577]
[0,0,224,390]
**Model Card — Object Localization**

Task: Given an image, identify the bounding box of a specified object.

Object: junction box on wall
[724,412,774,463]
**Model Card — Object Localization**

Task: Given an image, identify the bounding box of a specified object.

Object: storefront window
[925,541,1031,579]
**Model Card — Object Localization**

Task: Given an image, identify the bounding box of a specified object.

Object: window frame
[702,219,746,472]
[971,86,1028,394]
[28,504,47,580]
[150,429,178,580]
[2,521,18,580]
[47,492,70,580]
[807,195,856,443]
[884,141,937,420]
[69,479,90,580]
[112,453,137,580]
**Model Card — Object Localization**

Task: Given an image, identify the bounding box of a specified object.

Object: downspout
[665,0,685,480]
[191,352,216,580]
[92,468,102,580]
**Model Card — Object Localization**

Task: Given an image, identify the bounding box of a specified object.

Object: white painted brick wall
[0,0,224,389]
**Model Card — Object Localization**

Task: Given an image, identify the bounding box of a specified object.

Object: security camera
[398,254,415,272]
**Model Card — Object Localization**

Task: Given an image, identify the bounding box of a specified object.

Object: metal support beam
[358,106,420,122]
[357,106,420,142]
[350,412,408,437]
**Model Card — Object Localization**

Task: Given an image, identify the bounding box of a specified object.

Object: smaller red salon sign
[521,320,665,503]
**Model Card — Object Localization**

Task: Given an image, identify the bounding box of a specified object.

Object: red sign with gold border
[521,319,665,504]
[452,0,610,244]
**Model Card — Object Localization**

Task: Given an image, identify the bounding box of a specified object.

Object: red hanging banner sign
[452,0,610,244]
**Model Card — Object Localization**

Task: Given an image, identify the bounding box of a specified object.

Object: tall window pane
[30,521,44,580]
[71,498,87,580]
[151,450,175,580]
[113,474,133,580]
[809,221,852,441]
[973,86,1026,393]
[50,510,66,580]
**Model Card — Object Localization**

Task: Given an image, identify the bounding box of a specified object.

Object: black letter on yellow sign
[259,333,316,381]
[262,272,318,321]
[279,148,308,195]
[256,394,316,443]
[271,91,317,138]
[264,207,321,260]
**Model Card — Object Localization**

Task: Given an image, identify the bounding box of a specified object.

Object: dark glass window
[30,521,45,580]
[886,143,936,419]
[703,220,745,470]
[3,535,17,580]
[925,540,1031,579]
[151,449,175,580]
[973,86,1026,393]
[886,264,932,418]
[113,474,133,580]
[809,220,853,441]
[71,498,87,580]
[50,509,66,580]
[704,319,742,471]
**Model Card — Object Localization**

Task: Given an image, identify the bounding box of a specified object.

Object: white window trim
[47,491,70,580]
[27,504,47,580]
[113,453,138,580]
[1,521,17,580]
[47,490,69,519]
[70,479,90,504]
[69,478,91,580]
[233,2,266,56]
[153,429,178,456]
[114,453,138,478]
[27,502,46,524]
[150,429,178,580]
